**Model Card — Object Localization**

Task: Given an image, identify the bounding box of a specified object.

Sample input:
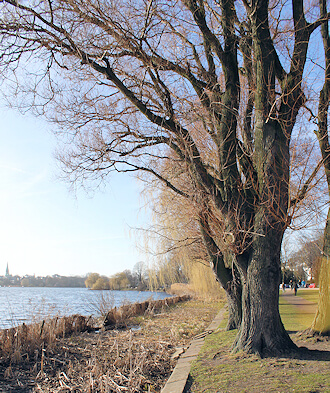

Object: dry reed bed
[0,296,220,392]
[0,314,95,365]
[103,295,190,328]
[0,296,189,365]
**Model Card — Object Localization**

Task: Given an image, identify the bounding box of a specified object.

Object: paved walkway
[161,307,225,393]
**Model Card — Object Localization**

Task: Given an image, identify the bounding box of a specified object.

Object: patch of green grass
[190,329,330,392]
[189,298,329,392]
[296,289,319,304]
[201,329,237,354]
[279,297,315,331]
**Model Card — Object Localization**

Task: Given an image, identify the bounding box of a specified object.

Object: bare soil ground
[0,299,222,393]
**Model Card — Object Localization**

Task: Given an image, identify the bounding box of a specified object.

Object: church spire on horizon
[5,262,9,277]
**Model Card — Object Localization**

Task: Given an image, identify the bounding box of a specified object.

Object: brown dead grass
[0,298,223,392]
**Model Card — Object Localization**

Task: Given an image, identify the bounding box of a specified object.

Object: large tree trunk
[312,0,330,336]
[311,209,330,335]
[199,214,243,330]
[233,222,296,355]
[226,280,242,331]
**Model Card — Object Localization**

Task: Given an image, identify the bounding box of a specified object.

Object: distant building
[5,263,9,277]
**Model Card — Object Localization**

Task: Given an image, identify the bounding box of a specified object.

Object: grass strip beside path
[279,290,317,332]
[188,290,329,393]
[296,288,320,304]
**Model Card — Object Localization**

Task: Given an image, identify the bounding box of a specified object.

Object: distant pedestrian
[281,282,285,292]
[294,282,298,296]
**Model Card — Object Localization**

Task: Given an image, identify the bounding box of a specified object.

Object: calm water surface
[0,287,171,329]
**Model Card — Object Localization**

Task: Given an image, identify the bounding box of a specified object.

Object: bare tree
[287,235,323,281]
[0,0,329,354]
[141,126,325,331]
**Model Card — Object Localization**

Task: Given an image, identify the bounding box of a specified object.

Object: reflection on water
[0,287,171,329]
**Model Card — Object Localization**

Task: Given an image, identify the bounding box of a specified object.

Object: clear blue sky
[0,106,147,277]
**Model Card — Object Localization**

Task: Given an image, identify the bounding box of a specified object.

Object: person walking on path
[294,282,298,296]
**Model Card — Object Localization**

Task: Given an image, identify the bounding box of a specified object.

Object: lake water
[0,287,172,329]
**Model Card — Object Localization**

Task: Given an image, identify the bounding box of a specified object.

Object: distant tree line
[0,259,189,291]
[85,260,190,291]
[0,274,86,288]
[85,262,151,291]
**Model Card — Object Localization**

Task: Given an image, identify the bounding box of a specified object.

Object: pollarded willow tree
[0,0,329,354]
[142,128,323,332]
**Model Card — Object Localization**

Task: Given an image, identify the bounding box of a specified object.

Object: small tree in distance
[109,272,130,290]
[85,273,101,289]
[85,273,109,290]
[287,236,323,284]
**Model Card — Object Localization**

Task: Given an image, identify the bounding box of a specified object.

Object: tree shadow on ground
[288,346,330,361]
[184,375,194,393]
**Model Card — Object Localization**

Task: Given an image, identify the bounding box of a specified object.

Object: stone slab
[161,379,189,393]
[161,308,225,393]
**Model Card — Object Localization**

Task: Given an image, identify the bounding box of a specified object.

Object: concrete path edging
[161,308,225,393]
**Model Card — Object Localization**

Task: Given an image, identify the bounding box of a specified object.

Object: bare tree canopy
[0,0,329,354]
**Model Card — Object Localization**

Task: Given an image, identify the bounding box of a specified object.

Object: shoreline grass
[0,295,191,366]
